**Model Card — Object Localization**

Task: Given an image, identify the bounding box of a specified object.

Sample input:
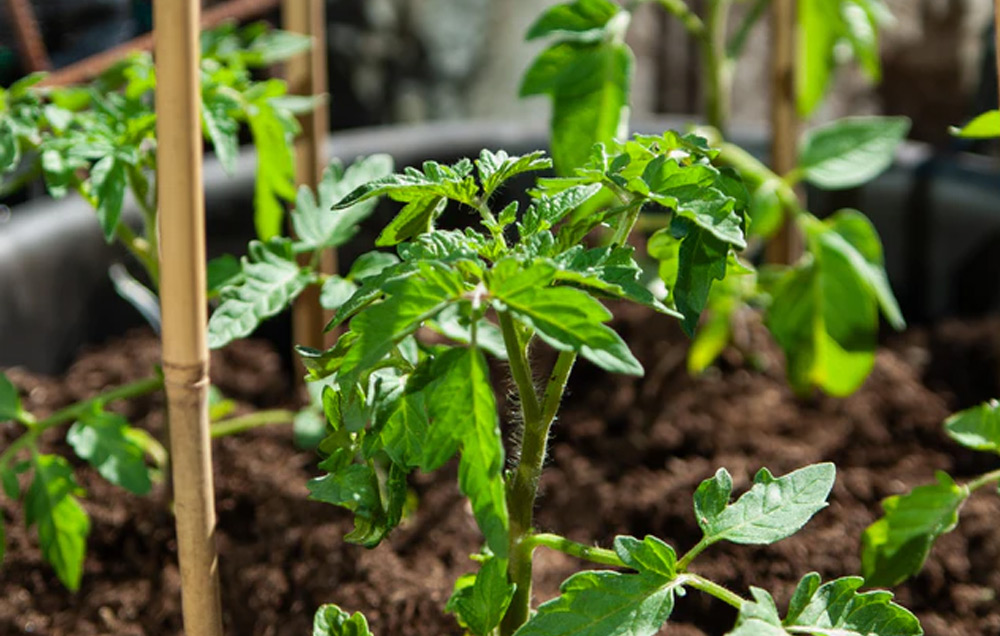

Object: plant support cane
[154,0,225,634]
[285,0,335,356]
[765,0,801,264]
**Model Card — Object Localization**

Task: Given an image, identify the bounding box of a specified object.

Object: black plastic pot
[2,118,999,373]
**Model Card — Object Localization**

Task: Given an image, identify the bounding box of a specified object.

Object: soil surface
[2,309,1000,636]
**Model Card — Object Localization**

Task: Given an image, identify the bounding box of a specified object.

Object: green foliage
[693,464,835,546]
[66,407,153,496]
[861,472,968,588]
[796,116,910,190]
[726,573,920,636]
[448,556,517,635]
[25,454,91,591]
[313,604,374,636]
[522,0,632,174]
[797,0,891,116]
[0,371,22,422]
[945,400,1000,452]
[207,238,314,349]
[950,110,1000,139]
[765,210,899,396]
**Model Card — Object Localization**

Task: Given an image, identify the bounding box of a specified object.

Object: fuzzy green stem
[0,375,165,470]
[677,537,712,571]
[684,572,746,609]
[967,468,1000,493]
[209,409,297,439]
[526,533,626,568]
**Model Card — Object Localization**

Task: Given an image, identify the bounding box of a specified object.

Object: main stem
[500,199,640,636]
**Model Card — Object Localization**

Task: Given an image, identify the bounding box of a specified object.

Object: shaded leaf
[25,454,90,591]
[798,116,910,190]
[90,155,127,242]
[944,400,1000,454]
[67,408,152,495]
[0,371,22,422]
[861,471,968,588]
[447,556,516,636]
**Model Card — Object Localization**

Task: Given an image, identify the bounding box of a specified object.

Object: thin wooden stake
[154,0,225,634]
[766,0,802,264]
[284,0,334,356]
[6,0,51,72]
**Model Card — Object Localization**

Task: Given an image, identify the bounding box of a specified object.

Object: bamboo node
[162,361,210,388]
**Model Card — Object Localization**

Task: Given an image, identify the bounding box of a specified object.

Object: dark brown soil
[2,310,1000,636]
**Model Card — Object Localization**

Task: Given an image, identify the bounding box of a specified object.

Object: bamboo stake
[284,0,334,356]
[765,0,802,264]
[154,0,225,634]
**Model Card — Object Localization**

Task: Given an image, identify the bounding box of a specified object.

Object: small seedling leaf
[726,574,921,636]
[613,535,677,580]
[476,149,552,199]
[944,400,1000,453]
[67,408,153,496]
[695,463,835,546]
[313,604,374,636]
[861,471,968,588]
[25,454,90,591]
[526,0,621,40]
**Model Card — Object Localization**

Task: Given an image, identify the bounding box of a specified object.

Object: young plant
[0,23,334,592]
[860,400,1000,588]
[291,136,920,635]
[522,0,907,396]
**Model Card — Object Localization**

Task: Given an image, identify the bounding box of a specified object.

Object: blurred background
[1,0,995,145]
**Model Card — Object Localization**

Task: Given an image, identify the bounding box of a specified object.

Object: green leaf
[307,459,389,547]
[429,304,509,360]
[67,408,153,496]
[520,183,603,236]
[201,89,241,174]
[313,604,374,636]
[292,156,394,251]
[451,348,509,558]
[447,556,516,636]
[951,110,1000,139]
[320,276,359,312]
[552,245,678,317]
[0,118,20,173]
[1,465,19,499]
[90,155,127,242]
[242,29,313,67]
[491,261,642,376]
[613,535,677,579]
[247,97,298,239]
[765,227,879,396]
[798,116,910,190]
[376,195,448,247]
[688,263,754,374]
[694,463,835,546]
[347,251,401,282]
[944,400,1000,453]
[526,0,621,40]
[726,574,921,636]
[861,471,968,588]
[513,568,679,636]
[25,454,91,591]
[339,264,466,383]
[381,391,435,470]
[476,149,552,199]
[206,254,242,298]
[666,218,732,336]
[0,371,22,421]
[816,210,904,330]
[207,238,313,349]
[522,41,633,175]
[333,159,479,217]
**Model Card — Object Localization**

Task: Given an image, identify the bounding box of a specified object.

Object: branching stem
[526,533,625,568]
[966,468,1000,493]
[210,409,297,439]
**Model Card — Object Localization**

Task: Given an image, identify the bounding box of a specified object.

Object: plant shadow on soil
[1,306,1000,636]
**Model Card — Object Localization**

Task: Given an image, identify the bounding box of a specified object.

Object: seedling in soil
[521,0,909,397]
[294,136,921,635]
[861,400,1000,588]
